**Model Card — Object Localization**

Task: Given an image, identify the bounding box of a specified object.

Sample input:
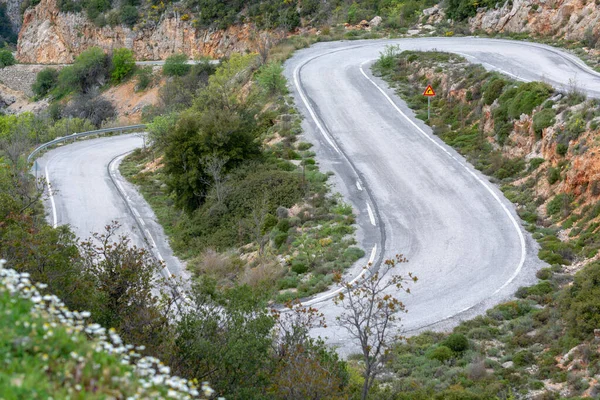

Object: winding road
[38,37,600,354]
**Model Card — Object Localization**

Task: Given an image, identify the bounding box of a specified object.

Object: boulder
[369,16,382,27]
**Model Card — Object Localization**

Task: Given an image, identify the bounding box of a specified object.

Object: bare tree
[201,153,229,204]
[251,26,274,65]
[334,254,417,400]
[248,195,270,256]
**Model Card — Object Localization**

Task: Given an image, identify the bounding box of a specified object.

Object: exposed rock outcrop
[470,0,600,43]
[17,0,275,63]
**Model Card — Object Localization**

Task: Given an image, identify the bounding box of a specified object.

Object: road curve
[283,37,600,353]
[37,38,600,355]
[36,134,186,279]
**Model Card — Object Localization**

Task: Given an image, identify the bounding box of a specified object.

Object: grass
[0,262,206,399]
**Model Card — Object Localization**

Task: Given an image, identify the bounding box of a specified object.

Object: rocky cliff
[469,0,600,44]
[17,0,272,63]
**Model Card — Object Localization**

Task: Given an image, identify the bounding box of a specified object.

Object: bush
[556,143,568,156]
[427,345,454,362]
[162,53,190,77]
[561,261,600,339]
[135,66,153,91]
[547,193,572,217]
[483,78,505,105]
[111,48,136,83]
[443,333,469,353]
[58,47,110,94]
[487,300,532,321]
[547,167,561,185]
[0,48,15,68]
[513,350,535,367]
[32,68,59,98]
[256,62,287,95]
[63,92,116,127]
[533,108,556,138]
[120,5,138,27]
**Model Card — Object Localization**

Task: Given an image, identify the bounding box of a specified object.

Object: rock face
[17,0,269,63]
[470,0,600,43]
[0,0,24,33]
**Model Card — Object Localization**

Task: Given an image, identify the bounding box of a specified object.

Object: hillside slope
[0,259,208,399]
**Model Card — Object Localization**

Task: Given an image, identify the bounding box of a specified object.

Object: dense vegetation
[370,49,600,398]
[42,0,438,32]
[0,4,16,45]
[0,68,356,398]
[122,51,364,302]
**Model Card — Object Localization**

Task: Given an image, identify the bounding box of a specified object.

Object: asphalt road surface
[283,37,600,354]
[38,37,600,355]
[36,134,187,280]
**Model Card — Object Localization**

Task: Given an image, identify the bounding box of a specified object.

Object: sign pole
[423,84,435,121]
[428,96,430,121]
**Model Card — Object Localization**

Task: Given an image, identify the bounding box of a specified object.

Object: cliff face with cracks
[469,0,600,43]
[17,0,273,63]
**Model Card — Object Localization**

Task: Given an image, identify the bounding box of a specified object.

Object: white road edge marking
[366,203,376,226]
[302,244,377,307]
[294,63,342,155]
[359,60,526,299]
[45,166,58,228]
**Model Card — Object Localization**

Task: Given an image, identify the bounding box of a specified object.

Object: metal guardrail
[27,124,147,163]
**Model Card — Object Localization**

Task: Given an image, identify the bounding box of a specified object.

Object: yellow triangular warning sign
[423,85,436,97]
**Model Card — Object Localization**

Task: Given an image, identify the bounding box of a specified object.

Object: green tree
[58,47,110,94]
[0,48,15,68]
[120,5,138,27]
[32,68,59,98]
[172,282,275,399]
[111,48,136,83]
[256,62,287,95]
[162,53,190,77]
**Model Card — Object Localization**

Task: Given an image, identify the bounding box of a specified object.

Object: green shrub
[135,66,153,91]
[513,350,535,367]
[291,260,308,274]
[111,48,135,83]
[529,158,545,171]
[32,68,59,98]
[483,78,505,105]
[487,300,532,321]
[536,268,553,280]
[443,333,469,353]
[427,345,454,362]
[533,108,556,137]
[504,82,552,119]
[547,167,561,185]
[556,143,568,156]
[85,0,110,21]
[0,48,15,68]
[162,53,190,77]
[561,261,600,339]
[256,62,287,95]
[547,193,572,217]
[57,47,110,94]
[120,5,138,27]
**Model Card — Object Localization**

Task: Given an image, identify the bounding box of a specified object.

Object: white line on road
[45,166,58,228]
[294,64,342,155]
[359,61,526,297]
[356,181,363,191]
[366,203,376,226]
[301,244,378,306]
